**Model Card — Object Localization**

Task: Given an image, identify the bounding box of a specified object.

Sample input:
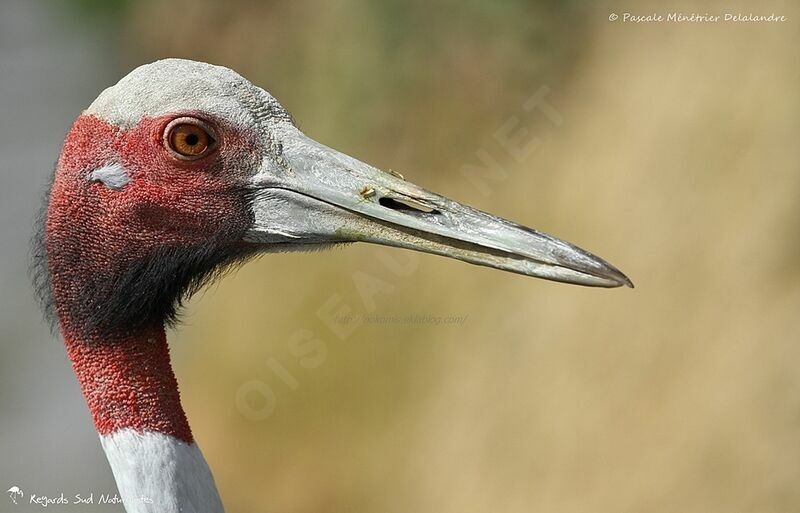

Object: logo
[7,486,23,505]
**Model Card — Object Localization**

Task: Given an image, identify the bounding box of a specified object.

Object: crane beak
[246,125,632,288]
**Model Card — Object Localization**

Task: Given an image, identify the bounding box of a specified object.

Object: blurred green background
[1,0,798,512]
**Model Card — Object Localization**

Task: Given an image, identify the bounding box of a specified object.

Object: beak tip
[595,262,633,289]
[613,271,634,289]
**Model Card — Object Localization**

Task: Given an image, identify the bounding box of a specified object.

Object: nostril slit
[378,196,440,215]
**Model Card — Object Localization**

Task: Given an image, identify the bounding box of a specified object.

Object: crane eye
[164,118,216,160]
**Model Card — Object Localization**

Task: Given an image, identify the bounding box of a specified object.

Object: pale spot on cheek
[89,163,131,190]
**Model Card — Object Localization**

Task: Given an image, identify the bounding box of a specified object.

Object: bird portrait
[2,2,796,513]
[32,59,629,512]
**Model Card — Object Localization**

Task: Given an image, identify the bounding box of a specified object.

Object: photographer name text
[610,12,787,23]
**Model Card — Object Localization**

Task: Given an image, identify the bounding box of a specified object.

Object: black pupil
[185,133,200,146]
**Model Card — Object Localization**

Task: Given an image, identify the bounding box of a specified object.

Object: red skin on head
[48,113,258,443]
[51,113,255,253]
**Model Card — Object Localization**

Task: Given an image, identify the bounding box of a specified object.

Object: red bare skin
[47,113,258,443]
[65,326,193,442]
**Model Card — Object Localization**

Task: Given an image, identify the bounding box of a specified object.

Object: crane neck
[65,325,192,440]
[64,325,224,513]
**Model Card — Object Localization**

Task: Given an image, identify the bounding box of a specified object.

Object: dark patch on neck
[55,238,259,341]
[33,182,260,341]
[30,174,57,332]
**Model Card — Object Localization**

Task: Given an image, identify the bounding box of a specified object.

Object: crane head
[37,58,631,338]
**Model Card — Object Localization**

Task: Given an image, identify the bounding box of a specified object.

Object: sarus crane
[32,59,632,512]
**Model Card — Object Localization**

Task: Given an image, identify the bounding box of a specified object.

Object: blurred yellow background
[2,0,799,512]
